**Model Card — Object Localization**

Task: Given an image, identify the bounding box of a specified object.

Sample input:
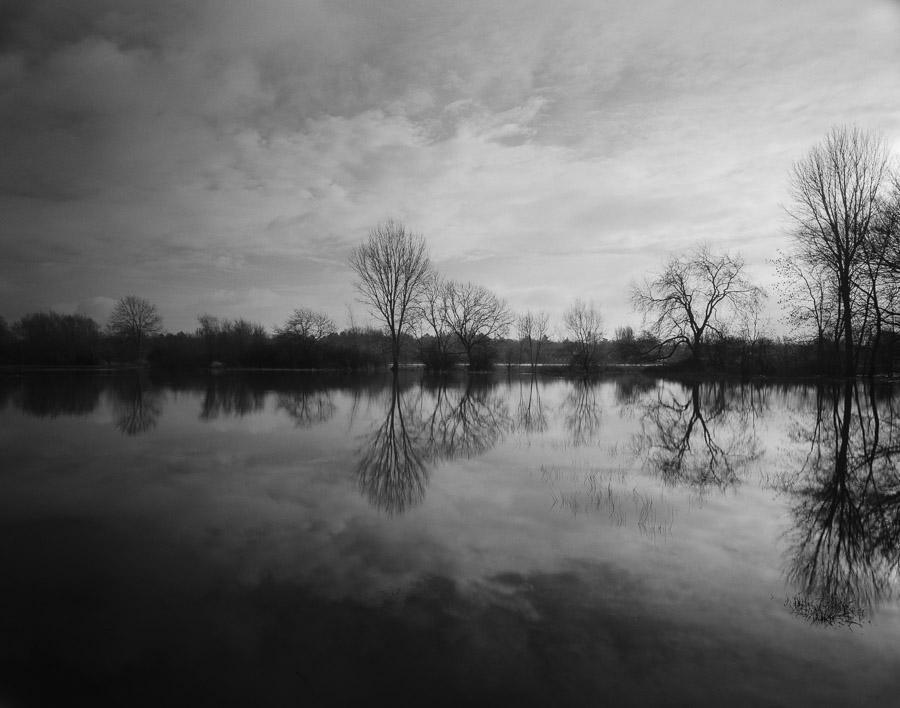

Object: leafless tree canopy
[518,309,550,370]
[349,219,433,370]
[787,126,890,272]
[630,242,764,367]
[562,299,604,373]
[415,273,457,368]
[442,280,514,364]
[107,295,163,360]
[276,307,336,342]
[785,125,893,376]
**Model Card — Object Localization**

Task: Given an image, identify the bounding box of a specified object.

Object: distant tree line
[2,124,897,377]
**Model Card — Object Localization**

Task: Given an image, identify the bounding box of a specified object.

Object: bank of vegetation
[2,125,898,379]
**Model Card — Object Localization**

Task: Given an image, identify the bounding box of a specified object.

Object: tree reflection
[275,388,336,428]
[612,375,657,411]
[416,377,512,461]
[560,378,602,447]
[782,381,900,615]
[633,382,761,492]
[199,375,267,420]
[355,376,511,514]
[109,374,163,436]
[515,375,548,436]
[12,375,103,419]
[356,376,429,515]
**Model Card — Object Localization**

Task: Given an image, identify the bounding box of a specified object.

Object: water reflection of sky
[2,373,900,706]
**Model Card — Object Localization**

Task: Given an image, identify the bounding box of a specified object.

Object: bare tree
[562,299,604,374]
[773,252,839,374]
[786,125,892,377]
[349,219,433,371]
[416,273,457,370]
[276,307,335,342]
[107,295,163,360]
[630,242,764,369]
[220,318,267,366]
[518,309,550,371]
[442,280,514,369]
[196,314,221,364]
[273,307,336,368]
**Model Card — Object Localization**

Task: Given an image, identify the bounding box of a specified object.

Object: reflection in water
[109,374,163,436]
[356,376,429,515]
[560,378,602,447]
[416,377,512,461]
[356,376,512,514]
[1,373,164,436]
[275,388,336,427]
[7,371,900,704]
[199,376,267,420]
[8,375,104,419]
[612,375,658,409]
[634,382,761,492]
[782,381,900,617]
[515,375,548,436]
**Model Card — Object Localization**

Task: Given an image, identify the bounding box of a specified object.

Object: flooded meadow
[1,371,899,707]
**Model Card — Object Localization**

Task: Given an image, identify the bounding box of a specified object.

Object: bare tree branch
[349,219,433,371]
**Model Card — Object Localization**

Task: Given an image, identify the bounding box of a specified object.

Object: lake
[1,370,899,707]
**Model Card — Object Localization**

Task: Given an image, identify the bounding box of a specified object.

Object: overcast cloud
[2,0,899,333]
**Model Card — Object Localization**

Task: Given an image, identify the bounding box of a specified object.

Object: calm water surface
[1,371,899,707]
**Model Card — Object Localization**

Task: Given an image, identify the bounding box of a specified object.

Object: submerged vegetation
[783,593,866,629]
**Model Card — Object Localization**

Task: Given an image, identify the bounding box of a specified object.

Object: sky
[2,0,900,336]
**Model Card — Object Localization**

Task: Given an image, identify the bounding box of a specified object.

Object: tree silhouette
[561,299,604,374]
[785,125,892,377]
[630,243,764,368]
[107,295,163,361]
[349,220,433,371]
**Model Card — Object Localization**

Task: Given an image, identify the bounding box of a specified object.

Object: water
[1,371,899,707]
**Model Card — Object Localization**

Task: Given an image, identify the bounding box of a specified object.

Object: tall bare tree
[518,309,550,371]
[442,280,514,369]
[630,242,764,369]
[107,295,163,361]
[562,299,604,374]
[349,219,433,371]
[786,125,892,377]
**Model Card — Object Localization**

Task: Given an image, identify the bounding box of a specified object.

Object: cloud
[1,0,899,332]
[74,295,117,320]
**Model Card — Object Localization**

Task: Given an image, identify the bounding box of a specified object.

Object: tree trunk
[691,336,703,370]
[841,282,855,378]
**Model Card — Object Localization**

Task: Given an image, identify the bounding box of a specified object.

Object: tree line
[1,124,898,377]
